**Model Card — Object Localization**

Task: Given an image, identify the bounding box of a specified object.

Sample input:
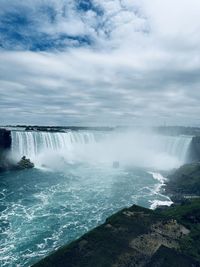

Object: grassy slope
[32,163,200,267]
[146,245,199,267]
[32,202,200,267]
[163,163,200,263]
[166,163,200,195]
[161,199,200,263]
[32,205,163,267]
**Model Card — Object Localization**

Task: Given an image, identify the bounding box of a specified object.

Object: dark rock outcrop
[0,128,11,150]
[32,200,200,267]
[146,245,199,267]
[0,128,12,172]
[165,162,200,196]
[16,156,34,169]
[0,129,34,172]
[0,155,34,172]
[188,136,200,162]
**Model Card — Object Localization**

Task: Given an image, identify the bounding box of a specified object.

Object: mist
[11,129,192,171]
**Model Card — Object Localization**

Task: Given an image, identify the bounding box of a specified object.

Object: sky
[0,0,200,126]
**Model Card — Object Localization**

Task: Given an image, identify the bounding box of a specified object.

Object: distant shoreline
[1,125,200,136]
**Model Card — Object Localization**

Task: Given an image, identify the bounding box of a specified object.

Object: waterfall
[11,130,193,169]
[153,135,192,163]
[11,131,100,159]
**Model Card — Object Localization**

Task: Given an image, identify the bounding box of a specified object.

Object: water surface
[0,164,170,267]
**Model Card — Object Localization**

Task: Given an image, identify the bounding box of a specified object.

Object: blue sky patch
[0,3,93,51]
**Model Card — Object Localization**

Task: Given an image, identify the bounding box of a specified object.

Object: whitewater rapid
[148,172,173,209]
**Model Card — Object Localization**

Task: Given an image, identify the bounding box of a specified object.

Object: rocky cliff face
[188,136,200,162]
[0,128,12,172]
[32,201,200,267]
[0,128,11,151]
[166,162,200,197]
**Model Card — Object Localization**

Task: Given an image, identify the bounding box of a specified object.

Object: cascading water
[11,131,99,158]
[151,134,192,162]
[11,130,192,169]
[1,130,193,267]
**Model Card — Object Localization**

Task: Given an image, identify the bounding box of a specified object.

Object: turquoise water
[0,163,170,267]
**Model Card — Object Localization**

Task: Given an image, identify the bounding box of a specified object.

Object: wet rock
[0,128,11,150]
[188,136,200,162]
[0,129,12,172]
[16,156,34,169]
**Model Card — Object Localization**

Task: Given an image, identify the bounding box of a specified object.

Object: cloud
[0,0,200,126]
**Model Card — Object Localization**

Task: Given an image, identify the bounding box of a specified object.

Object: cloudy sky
[0,0,200,126]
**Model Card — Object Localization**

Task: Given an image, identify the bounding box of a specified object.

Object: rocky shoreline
[32,163,200,267]
[164,162,200,202]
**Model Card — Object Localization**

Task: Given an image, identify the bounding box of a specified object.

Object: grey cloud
[1,1,200,126]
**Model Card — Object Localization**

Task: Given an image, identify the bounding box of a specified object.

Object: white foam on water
[148,171,173,209]
[149,171,167,193]
[150,200,173,210]
[0,167,174,267]
[11,130,192,170]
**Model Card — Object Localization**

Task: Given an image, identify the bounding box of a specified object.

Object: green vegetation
[32,202,200,267]
[166,163,200,195]
[32,205,160,267]
[146,245,198,267]
[161,199,200,263]
[16,156,34,169]
[32,162,200,267]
